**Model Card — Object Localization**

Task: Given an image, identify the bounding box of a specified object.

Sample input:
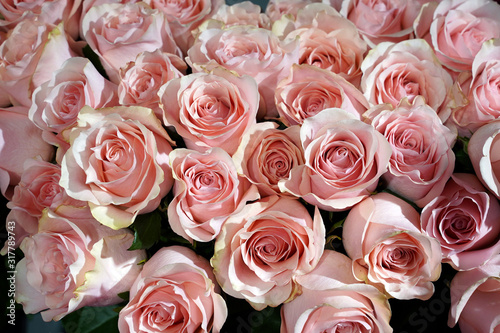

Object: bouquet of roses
[1,0,500,332]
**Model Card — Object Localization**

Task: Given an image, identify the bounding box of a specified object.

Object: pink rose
[143,0,223,54]
[366,97,456,207]
[448,254,500,332]
[0,107,54,199]
[468,120,500,199]
[274,3,367,87]
[421,173,500,270]
[159,67,259,155]
[449,39,500,135]
[275,64,369,126]
[232,122,304,197]
[2,159,84,252]
[60,106,174,229]
[361,39,454,119]
[81,2,181,83]
[0,20,83,107]
[340,0,422,47]
[343,192,442,300]
[281,250,393,333]
[29,57,118,162]
[265,0,321,23]
[0,0,82,39]
[8,159,84,218]
[118,50,186,120]
[1,209,37,255]
[208,1,271,29]
[118,245,227,333]
[15,206,146,321]
[186,25,299,119]
[168,148,259,243]
[211,195,325,310]
[279,108,392,211]
[427,0,500,72]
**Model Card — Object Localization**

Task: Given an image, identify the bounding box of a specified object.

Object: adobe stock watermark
[5,220,17,326]
[400,280,452,333]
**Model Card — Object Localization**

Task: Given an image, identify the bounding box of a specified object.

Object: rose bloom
[0,107,54,199]
[118,49,186,120]
[0,0,82,39]
[232,122,304,197]
[421,173,500,271]
[281,250,393,333]
[340,0,422,47]
[60,105,174,230]
[421,0,500,73]
[159,67,259,155]
[366,97,456,207]
[168,148,259,243]
[186,25,299,119]
[361,39,453,120]
[29,57,118,162]
[343,192,442,300]
[143,0,223,54]
[265,0,321,23]
[449,39,500,135]
[275,64,369,126]
[279,108,392,211]
[15,206,146,321]
[119,245,228,333]
[468,120,500,200]
[274,3,367,87]
[211,195,325,310]
[448,254,500,332]
[81,2,181,83]
[0,20,83,107]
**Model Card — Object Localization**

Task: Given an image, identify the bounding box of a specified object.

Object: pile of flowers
[1,0,500,332]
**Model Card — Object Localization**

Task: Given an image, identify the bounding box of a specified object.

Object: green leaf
[453,136,474,174]
[62,305,119,333]
[128,211,162,250]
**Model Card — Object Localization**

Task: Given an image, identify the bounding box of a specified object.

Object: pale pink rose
[279,108,392,211]
[143,0,223,54]
[428,0,500,72]
[208,1,271,29]
[343,192,442,300]
[448,254,500,332]
[119,245,228,333]
[60,106,174,230]
[361,39,454,118]
[0,107,54,199]
[275,64,369,126]
[118,49,186,119]
[449,39,500,135]
[0,0,82,39]
[15,206,146,321]
[0,20,83,107]
[29,57,118,163]
[232,122,304,197]
[81,2,181,83]
[159,67,259,155]
[186,25,299,119]
[8,159,85,218]
[340,0,422,47]
[211,195,325,310]
[168,148,259,243]
[281,250,393,333]
[273,3,367,87]
[468,120,500,199]
[421,173,500,271]
[2,159,84,252]
[1,209,37,255]
[265,0,321,23]
[366,97,456,207]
